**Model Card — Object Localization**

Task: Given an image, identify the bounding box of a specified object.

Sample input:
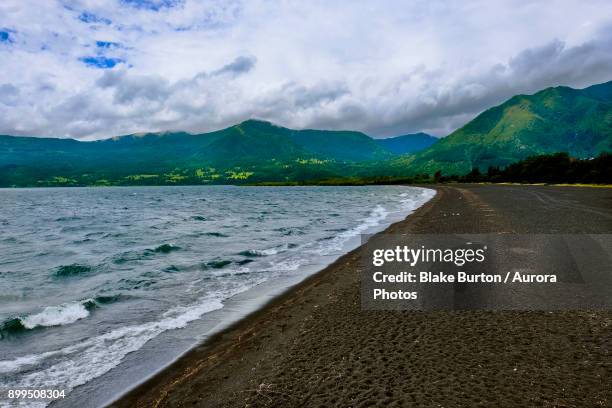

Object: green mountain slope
[288,128,391,161]
[0,120,396,186]
[404,81,612,175]
[193,121,308,164]
[376,133,437,154]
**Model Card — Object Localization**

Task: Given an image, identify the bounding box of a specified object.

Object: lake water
[0,185,434,407]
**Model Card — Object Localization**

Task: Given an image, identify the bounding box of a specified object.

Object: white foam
[268,257,304,272]
[255,247,280,256]
[20,301,91,329]
[308,187,435,256]
[0,296,225,405]
[0,348,66,374]
[310,204,389,255]
[250,242,293,256]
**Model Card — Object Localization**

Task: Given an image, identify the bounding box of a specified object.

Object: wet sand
[111,184,612,408]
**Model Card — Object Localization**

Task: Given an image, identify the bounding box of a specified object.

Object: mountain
[207,120,392,162]
[376,133,438,154]
[404,81,612,175]
[1,81,611,186]
[0,120,395,186]
[289,128,391,161]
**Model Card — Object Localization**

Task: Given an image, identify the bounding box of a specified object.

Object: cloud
[95,54,255,105]
[212,55,256,77]
[96,70,168,102]
[0,83,19,106]
[0,0,611,139]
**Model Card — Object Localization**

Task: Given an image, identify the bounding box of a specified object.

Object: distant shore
[2,181,612,189]
[111,184,612,408]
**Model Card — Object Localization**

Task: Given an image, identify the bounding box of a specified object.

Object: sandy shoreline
[111,184,612,408]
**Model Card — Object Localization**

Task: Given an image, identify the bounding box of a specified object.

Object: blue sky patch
[96,41,121,49]
[78,12,112,25]
[120,0,183,11]
[0,30,13,43]
[80,56,124,69]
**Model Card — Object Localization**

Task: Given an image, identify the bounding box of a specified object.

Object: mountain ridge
[1,81,611,186]
[0,119,409,186]
[376,133,438,155]
[401,80,612,175]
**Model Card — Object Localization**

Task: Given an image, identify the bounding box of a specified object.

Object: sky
[0,0,611,140]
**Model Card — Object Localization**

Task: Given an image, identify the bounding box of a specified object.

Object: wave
[274,227,305,236]
[203,260,232,269]
[307,189,434,257]
[93,294,125,305]
[117,277,157,290]
[54,263,92,277]
[208,267,252,278]
[55,215,82,222]
[152,243,181,253]
[1,301,91,337]
[20,301,90,330]
[115,244,182,263]
[310,204,389,255]
[1,295,126,339]
[0,296,225,399]
[268,258,304,272]
[238,249,267,257]
[203,232,228,237]
[0,317,27,337]
[239,243,297,258]
[403,188,436,208]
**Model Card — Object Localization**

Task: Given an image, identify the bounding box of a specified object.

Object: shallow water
[0,185,434,407]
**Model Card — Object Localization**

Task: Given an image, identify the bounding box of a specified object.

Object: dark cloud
[97,70,171,103]
[359,26,612,137]
[212,55,256,77]
[95,55,256,107]
[290,82,350,108]
[0,83,20,106]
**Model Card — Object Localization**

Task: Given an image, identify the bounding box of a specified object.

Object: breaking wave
[1,301,91,338]
[0,295,127,338]
[0,296,225,398]
[152,243,181,253]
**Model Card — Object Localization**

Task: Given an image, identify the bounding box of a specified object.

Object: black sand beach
[111,184,612,407]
